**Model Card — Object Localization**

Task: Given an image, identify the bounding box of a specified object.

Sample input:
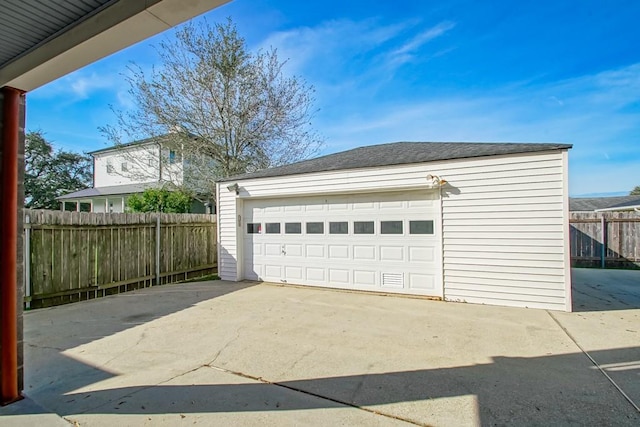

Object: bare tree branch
[101,18,323,202]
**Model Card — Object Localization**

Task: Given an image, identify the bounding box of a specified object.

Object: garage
[217,142,573,311]
[242,190,442,296]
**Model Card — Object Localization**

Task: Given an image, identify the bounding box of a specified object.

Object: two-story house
[57,136,208,213]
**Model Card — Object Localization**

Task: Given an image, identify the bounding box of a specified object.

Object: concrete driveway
[2,268,639,426]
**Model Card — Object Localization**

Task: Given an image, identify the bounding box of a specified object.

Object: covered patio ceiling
[0,0,231,91]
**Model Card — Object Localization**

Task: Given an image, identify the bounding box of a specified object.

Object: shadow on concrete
[572,268,640,311]
[11,278,640,425]
[30,346,640,426]
[20,281,256,402]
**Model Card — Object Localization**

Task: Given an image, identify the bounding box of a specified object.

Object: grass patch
[179,274,220,284]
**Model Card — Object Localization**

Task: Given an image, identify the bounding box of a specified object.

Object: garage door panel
[328,245,349,259]
[306,267,325,281]
[354,270,377,286]
[329,268,350,284]
[264,265,282,278]
[265,243,281,256]
[409,246,434,262]
[353,245,376,260]
[242,191,442,297]
[409,273,435,290]
[285,244,304,257]
[285,266,303,280]
[306,245,325,257]
[380,246,404,261]
[251,243,262,256]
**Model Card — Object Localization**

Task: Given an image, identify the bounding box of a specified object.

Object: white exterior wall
[93,144,184,187]
[160,147,184,185]
[217,150,571,311]
[94,144,160,187]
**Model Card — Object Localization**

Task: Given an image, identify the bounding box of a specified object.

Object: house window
[148,158,154,167]
[306,222,324,234]
[410,220,434,234]
[106,162,114,174]
[265,223,281,234]
[380,221,403,234]
[121,162,128,172]
[354,221,374,234]
[329,221,348,234]
[169,150,176,164]
[285,222,302,234]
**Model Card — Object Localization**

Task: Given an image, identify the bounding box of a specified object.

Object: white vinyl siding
[217,149,571,311]
[439,154,568,311]
[218,188,239,280]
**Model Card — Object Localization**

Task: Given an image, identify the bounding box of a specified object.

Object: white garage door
[242,190,442,297]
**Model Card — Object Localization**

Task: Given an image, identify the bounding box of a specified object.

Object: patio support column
[0,86,25,405]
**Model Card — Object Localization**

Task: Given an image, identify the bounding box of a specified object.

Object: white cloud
[388,21,455,66]
[30,69,121,106]
[258,18,408,76]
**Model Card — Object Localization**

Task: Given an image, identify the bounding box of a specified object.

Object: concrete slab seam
[68,363,213,416]
[206,364,428,426]
[546,310,640,414]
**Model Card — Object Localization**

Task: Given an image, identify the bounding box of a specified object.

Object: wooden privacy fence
[570,211,640,268]
[24,210,217,308]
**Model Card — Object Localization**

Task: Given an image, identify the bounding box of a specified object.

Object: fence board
[570,211,640,268]
[24,210,217,308]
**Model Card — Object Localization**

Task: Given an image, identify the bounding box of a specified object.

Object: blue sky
[27,0,640,196]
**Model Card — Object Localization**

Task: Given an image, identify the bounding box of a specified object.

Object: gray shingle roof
[87,135,167,155]
[56,182,165,200]
[569,196,640,212]
[87,133,196,155]
[222,142,572,182]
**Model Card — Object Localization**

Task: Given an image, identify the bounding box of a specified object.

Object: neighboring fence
[570,211,640,268]
[24,210,217,308]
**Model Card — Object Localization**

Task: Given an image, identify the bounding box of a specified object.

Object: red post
[1,86,23,405]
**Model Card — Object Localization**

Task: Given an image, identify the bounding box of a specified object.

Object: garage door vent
[382,272,404,288]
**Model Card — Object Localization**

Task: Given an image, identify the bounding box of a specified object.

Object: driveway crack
[546,310,640,414]
[208,364,426,426]
[207,325,244,366]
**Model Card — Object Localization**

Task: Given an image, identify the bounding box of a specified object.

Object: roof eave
[595,205,640,212]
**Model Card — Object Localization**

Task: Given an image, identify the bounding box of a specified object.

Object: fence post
[24,214,31,309]
[600,215,607,269]
[155,215,161,286]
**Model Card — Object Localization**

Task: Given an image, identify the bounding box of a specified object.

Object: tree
[127,188,192,213]
[630,186,640,195]
[25,131,92,209]
[101,17,323,202]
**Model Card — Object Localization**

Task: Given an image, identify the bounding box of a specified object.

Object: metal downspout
[1,87,23,405]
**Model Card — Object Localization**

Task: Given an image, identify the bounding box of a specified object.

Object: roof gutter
[595,205,640,213]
